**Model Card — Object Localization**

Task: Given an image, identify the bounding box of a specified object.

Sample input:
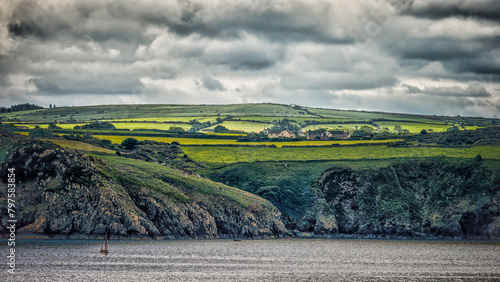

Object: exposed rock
[0,136,287,239]
[313,161,500,240]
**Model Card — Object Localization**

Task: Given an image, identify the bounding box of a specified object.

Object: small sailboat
[100,232,109,254]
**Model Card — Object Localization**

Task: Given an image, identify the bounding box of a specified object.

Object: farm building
[331,131,351,139]
[268,129,296,138]
[307,130,332,140]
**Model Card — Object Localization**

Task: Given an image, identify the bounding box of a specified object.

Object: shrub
[121,138,138,150]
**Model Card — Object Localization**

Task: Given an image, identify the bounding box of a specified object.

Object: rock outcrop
[311,161,500,239]
[0,136,287,239]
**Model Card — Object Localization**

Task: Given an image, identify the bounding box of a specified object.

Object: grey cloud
[404,83,492,98]
[31,74,143,95]
[282,71,398,91]
[398,59,430,71]
[199,75,226,91]
[399,0,500,22]
[384,37,488,61]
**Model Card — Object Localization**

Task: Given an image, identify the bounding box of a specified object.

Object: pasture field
[3,103,498,144]
[206,121,272,133]
[111,122,192,131]
[94,135,404,147]
[43,139,116,153]
[235,116,362,123]
[104,117,221,123]
[94,135,241,145]
[13,123,49,129]
[375,122,453,133]
[181,145,500,164]
[1,103,308,122]
[204,132,248,137]
[303,107,422,121]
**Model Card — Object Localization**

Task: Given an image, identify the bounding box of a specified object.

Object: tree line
[0,103,44,113]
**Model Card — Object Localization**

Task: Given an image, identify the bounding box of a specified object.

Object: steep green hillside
[205,158,500,239]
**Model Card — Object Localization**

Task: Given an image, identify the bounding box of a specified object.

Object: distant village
[266,128,371,140]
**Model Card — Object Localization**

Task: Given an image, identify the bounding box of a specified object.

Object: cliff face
[0,137,287,239]
[307,160,500,239]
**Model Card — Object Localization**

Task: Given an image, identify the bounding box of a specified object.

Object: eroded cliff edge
[302,161,500,240]
[0,132,287,239]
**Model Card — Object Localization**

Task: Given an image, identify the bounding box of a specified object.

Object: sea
[4,238,500,281]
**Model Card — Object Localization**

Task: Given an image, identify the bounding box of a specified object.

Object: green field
[375,121,454,133]
[235,116,362,123]
[104,117,221,123]
[94,135,404,147]
[111,122,192,131]
[206,121,272,133]
[44,139,116,153]
[3,103,497,136]
[181,145,500,164]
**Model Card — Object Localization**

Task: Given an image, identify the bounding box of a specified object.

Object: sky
[0,0,499,117]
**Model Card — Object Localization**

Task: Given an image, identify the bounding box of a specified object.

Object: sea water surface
[5,238,500,281]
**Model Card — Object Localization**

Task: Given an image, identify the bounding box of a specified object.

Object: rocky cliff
[0,133,287,239]
[304,160,500,240]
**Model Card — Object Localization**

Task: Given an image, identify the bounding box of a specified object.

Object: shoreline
[2,233,499,242]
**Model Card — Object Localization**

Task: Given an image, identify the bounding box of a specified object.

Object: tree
[121,138,138,150]
[360,125,375,133]
[420,129,428,135]
[394,124,402,131]
[48,122,61,129]
[214,125,230,133]
[168,126,185,133]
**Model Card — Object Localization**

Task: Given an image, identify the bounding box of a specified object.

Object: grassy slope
[91,153,276,210]
[201,159,404,220]
[3,103,497,125]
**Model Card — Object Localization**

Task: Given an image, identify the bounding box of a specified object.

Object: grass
[43,139,116,153]
[376,121,456,133]
[103,117,221,123]
[204,132,248,137]
[111,122,192,131]
[92,153,275,209]
[207,121,272,133]
[235,116,362,123]
[3,104,497,135]
[181,145,500,164]
[12,131,30,136]
[94,135,404,147]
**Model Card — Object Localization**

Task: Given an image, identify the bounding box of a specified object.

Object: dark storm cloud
[203,49,277,71]
[399,0,500,22]
[378,17,500,81]
[0,0,498,116]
